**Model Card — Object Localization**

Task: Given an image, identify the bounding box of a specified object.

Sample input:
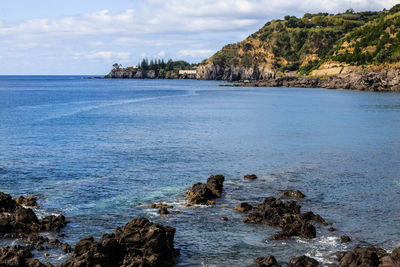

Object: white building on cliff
[178,70,197,75]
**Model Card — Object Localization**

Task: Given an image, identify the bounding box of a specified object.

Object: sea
[0,76,399,266]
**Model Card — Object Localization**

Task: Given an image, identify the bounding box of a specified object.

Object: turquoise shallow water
[0,76,399,266]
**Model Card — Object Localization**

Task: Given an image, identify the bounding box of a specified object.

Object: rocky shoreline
[104,69,196,79]
[104,65,400,92]
[1,175,400,266]
[220,68,400,92]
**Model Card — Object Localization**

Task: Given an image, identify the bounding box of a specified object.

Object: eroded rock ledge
[223,68,400,92]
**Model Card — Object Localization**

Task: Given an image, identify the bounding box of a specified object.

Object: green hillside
[203,9,379,75]
[202,4,400,77]
[327,5,400,65]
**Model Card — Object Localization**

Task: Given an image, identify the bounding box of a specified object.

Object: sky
[0,0,399,75]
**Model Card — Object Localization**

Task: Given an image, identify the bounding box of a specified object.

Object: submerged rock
[148,203,174,214]
[186,175,225,205]
[341,235,351,243]
[244,197,328,239]
[60,217,178,267]
[232,202,253,212]
[244,174,258,180]
[280,190,306,199]
[289,255,319,267]
[254,255,281,267]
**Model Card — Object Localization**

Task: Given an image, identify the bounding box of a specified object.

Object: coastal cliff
[196,63,275,80]
[198,4,400,91]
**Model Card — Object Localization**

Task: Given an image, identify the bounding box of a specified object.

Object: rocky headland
[196,5,400,92]
[105,69,196,79]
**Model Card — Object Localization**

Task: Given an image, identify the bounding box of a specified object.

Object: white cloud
[87,51,131,60]
[178,49,214,57]
[0,0,399,74]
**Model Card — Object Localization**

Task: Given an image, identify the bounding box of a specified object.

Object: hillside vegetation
[327,6,400,65]
[201,5,400,77]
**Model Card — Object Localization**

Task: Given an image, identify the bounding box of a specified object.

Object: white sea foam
[37,90,198,122]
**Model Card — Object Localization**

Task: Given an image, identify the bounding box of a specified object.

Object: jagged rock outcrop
[254,255,281,267]
[289,255,319,267]
[186,175,225,205]
[244,197,329,239]
[60,217,178,267]
[0,192,66,235]
[0,245,52,267]
[338,246,393,267]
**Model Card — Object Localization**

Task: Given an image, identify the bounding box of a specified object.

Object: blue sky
[0,0,398,75]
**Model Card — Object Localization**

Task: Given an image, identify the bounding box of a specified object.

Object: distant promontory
[105,59,198,79]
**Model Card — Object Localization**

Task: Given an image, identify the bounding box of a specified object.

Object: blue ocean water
[0,76,399,266]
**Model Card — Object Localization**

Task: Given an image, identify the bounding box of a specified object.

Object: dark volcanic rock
[232,202,253,212]
[159,207,169,215]
[244,174,258,180]
[341,235,351,243]
[60,217,178,267]
[254,255,281,267]
[148,203,173,214]
[244,197,328,239]
[40,215,67,231]
[338,245,400,267]
[0,192,67,236]
[299,211,330,225]
[272,214,316,240]
[339,246,385,267]
[186,175,225,205]
[15,196,38,208]
[289,255,319,267]
[244,197,301,225]
[0,245,52,267]
[280,190,306,199]
[0,192,18,213]
[206,175,225,197]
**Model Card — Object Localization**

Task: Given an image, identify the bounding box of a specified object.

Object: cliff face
[196,63,275,81]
